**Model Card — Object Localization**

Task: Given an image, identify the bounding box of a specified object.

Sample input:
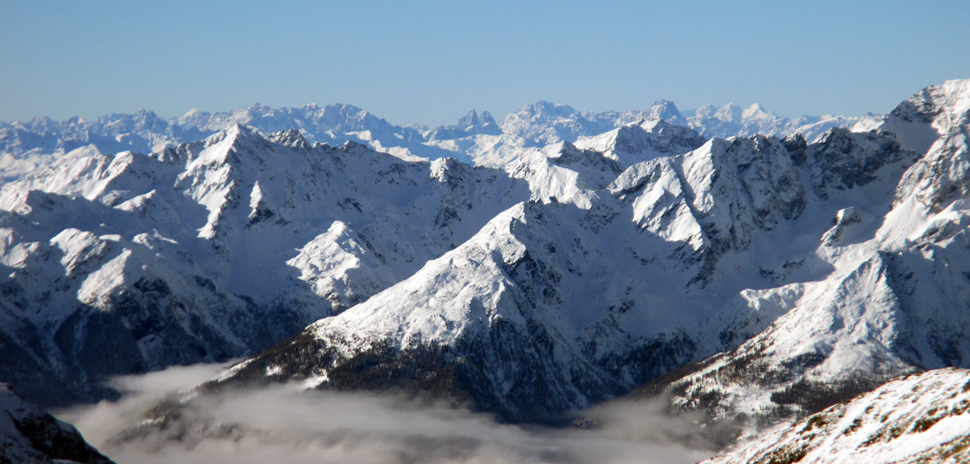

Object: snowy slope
[702,368,970,464]
[0,383,114,464]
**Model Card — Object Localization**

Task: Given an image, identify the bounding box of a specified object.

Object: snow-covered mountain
[702,368,970,464]
[572,118,707,168]
[492,99,866,151]
[0,383,114,464]
[0,103,454,172]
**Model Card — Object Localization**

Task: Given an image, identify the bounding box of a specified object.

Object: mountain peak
[133,108,158,118]
[459,109,479,125]
[456,109,498,129]
[518,101,579,119]
[742,102,774,120]
[426,108,502,141]
[267,128,310,149]
[645,99,685,122]
[714,103,743,122]
[224,121,253,137]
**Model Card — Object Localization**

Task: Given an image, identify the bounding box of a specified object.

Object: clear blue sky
[2,0,969,126]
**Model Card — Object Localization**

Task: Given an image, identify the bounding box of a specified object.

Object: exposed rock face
[0,384,115,464]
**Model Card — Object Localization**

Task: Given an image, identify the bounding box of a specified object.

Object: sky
[2,0,969,127]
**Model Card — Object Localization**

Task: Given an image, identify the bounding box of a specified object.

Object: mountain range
[1,98,873,171]
[1,80,968,462]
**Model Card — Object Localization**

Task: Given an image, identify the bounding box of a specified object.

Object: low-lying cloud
[56,363,716,464]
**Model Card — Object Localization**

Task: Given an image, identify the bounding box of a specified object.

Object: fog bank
[57,363,715,464]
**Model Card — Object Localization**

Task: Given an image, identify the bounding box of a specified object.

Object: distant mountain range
[1,80,968,462]
[1,99,875,171]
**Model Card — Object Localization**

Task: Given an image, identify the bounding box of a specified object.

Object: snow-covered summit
[500,101,612,146]
[878,78,970,154]
[685,102,864,142]
[499,100,699,148]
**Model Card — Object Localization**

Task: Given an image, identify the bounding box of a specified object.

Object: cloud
[55,363,715,464]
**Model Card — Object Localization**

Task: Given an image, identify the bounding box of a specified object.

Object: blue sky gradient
[2,0,969,126]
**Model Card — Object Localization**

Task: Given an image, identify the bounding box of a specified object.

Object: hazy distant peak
[456,109,498,129]
[741,102,775,121]
[645,99,684,121]
[714,103,742,122]
[514,100,581,119]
